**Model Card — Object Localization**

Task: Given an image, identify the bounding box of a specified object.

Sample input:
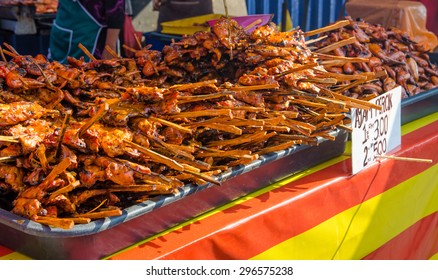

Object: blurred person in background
[49,0,125,63]
[153,0,213,32]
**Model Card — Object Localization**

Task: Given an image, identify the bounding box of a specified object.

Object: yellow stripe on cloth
[252,164,438,260]
[0,252,32,260]
[402,112,438,135]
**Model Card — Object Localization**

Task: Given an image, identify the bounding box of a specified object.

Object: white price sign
[351,86,402,174]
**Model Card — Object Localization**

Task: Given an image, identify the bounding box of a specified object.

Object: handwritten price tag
[351,86,402,174]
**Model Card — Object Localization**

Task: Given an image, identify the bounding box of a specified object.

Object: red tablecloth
[1,113,438,260]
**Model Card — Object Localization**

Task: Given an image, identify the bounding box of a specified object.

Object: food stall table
[1,112,437,260]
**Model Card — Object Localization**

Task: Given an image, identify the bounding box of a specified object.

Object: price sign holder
[351,86,402,174]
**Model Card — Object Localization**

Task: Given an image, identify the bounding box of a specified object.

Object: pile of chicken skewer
[0,18,389,229]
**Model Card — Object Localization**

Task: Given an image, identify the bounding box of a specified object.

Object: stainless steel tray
[0,129,348,259]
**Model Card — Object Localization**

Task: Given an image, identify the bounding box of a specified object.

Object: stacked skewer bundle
[310,16,438,98]
[0,17,382,229]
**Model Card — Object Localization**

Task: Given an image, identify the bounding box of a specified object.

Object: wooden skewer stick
[122,44,138,53]
[55,110,72,158]
[318,87,382,111]
[74,208,123,220]
[48,181,81,200]
[3,42,19,55]
[36,216,74,229]
[105,45,120,58]
[149,116,193,134]
[313,69,369,81]
[0,135,19,143]
[299,77,338,84]
[85,199,108,214]
[376,155,433,163]
[78,43,96,61]
[183,169,221,185]
[256,140,299,155]
[319,58,369,66]
[134,33,143,49]
[230,83,279,91]
[1,48,17,58]
[169,79,218,91]
[169,109,233,119]
[0,47,8,62]
[277,62,318,77]
[202,123,242,135]
[314,52,369,62]
[124,140,185,172]
[152,137,195,161]
[244,18,263,31]
[77,102,109,137]
[0,156,17,163]
[315,37,357,54]
[177,93,233,104]
[304,19,351,37]
[38,158,72,190]
[305,35,328,45]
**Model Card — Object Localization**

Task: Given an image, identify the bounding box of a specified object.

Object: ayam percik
[353,92,394,130]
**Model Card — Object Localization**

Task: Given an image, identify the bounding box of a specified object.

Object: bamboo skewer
[135,33,143,49]
[177,93,233,104]
[152,137,195,161]
[244,18,263,32]
[318,87,383,111]
[55,110,72,158]
[277,63,319,77]
[149,116,193,134]
[304,19,352,37]
[202,123,243,135]
[207,131,268,147]
[229,83,280,91]
[77,102,109,137]
[169,109,233,119]
[2,42,19,56]
[343,153,433,163]
[314,52,370,62]
[0,156,17,163]
[78,43,96,61]
[169,79,217,91]
[38,158,72,190]
[0,46,7,62]
[105,45,120,58]
[36,216,75,229]
[256,140,300,155]
[124,140,185,172]
[183,169,221,185]
[305,35,328,45]
[74,208,123,219]
[48,181,81,200]
[0,135,19,143]
[313,69,369,81]
[315,37,357,54]
[299,78,338,84]
[376,155,433,163]
[216,105,266,113]
[85,199,108,214]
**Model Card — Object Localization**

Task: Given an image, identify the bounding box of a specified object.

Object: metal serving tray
[401,53,438,124]
[0,129,348,259]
